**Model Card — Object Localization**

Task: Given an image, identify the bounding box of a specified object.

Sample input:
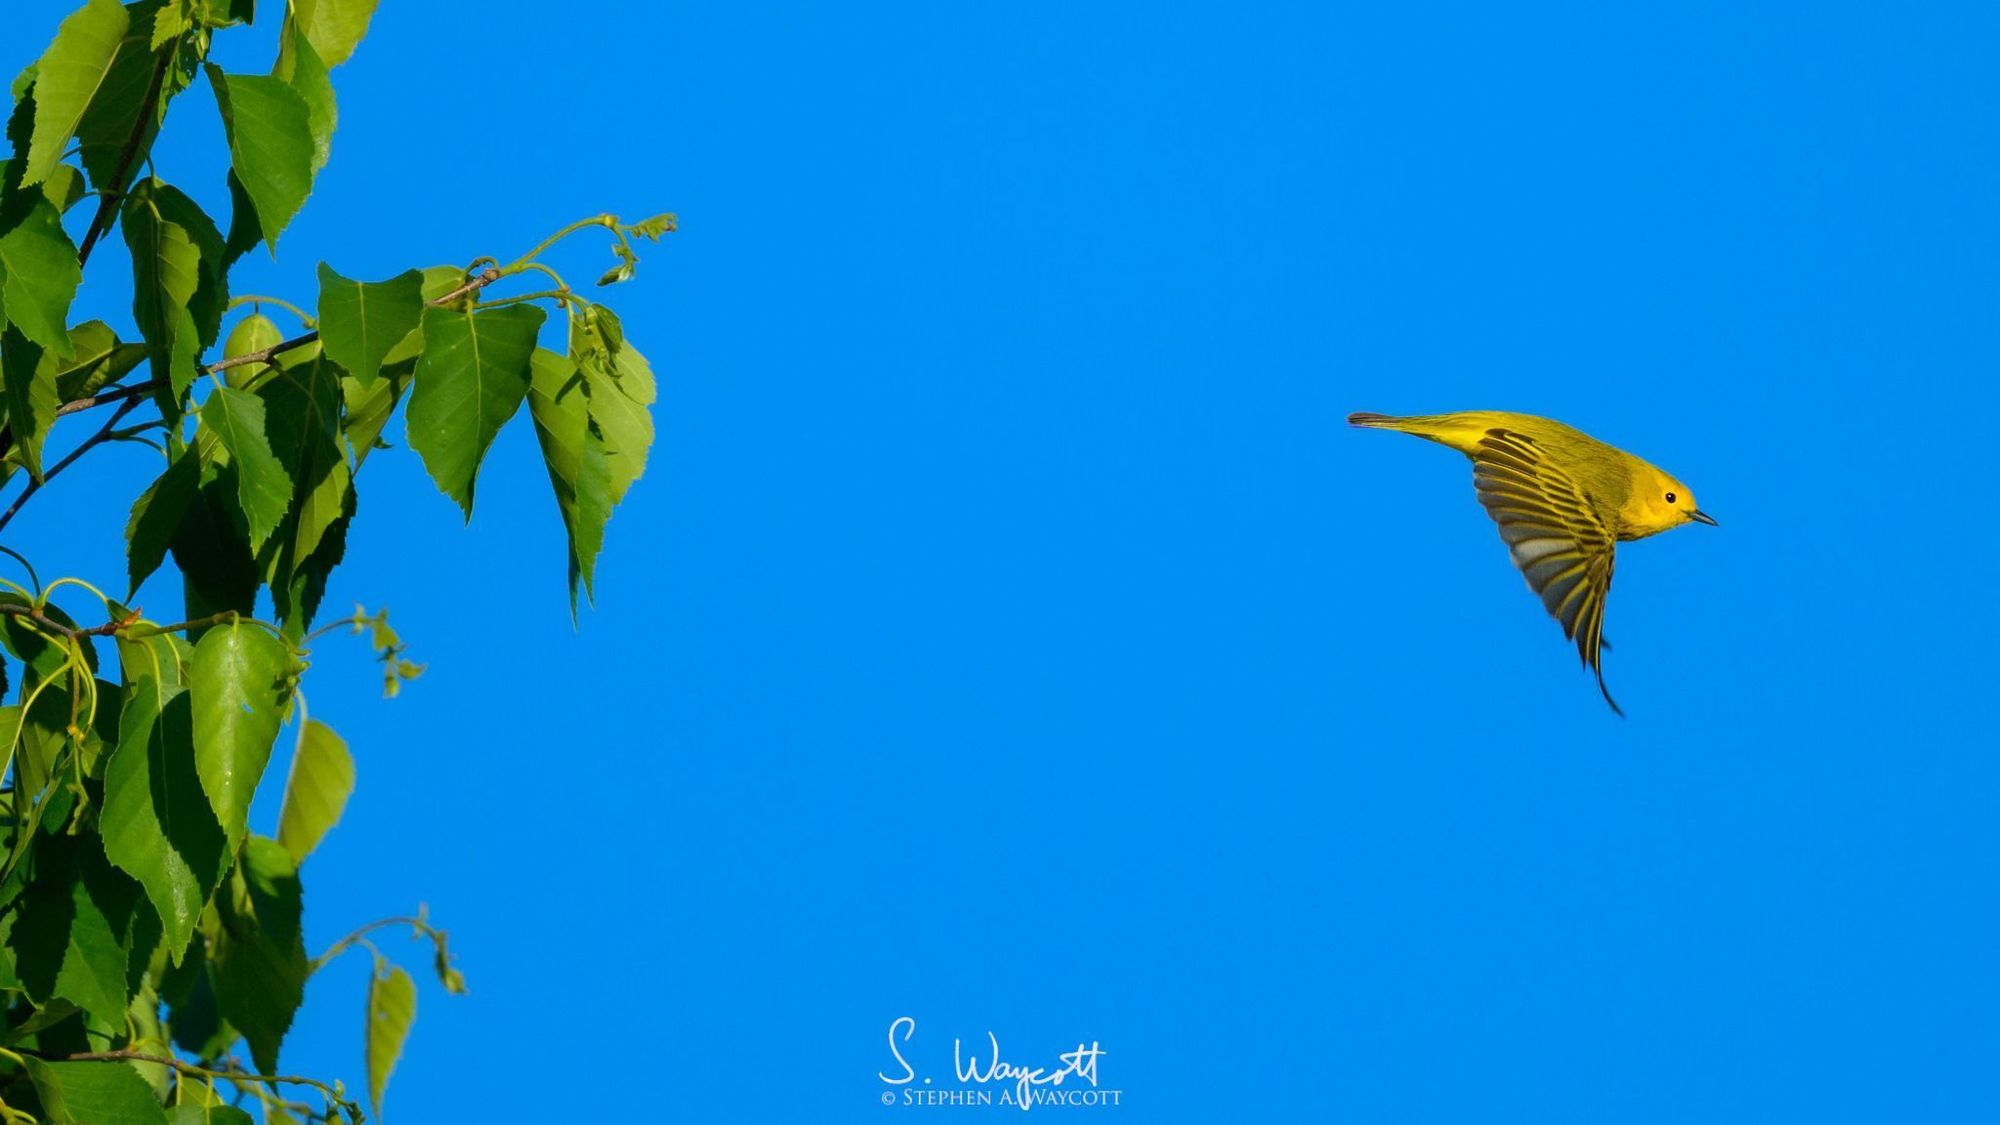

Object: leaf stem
[476,287,572,311]
[313,915,435,970]
[227,294,317,326]
[500,213,615,274]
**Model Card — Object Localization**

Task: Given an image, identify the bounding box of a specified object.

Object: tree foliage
[0,2,672,1119]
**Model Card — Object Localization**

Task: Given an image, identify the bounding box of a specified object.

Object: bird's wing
[1470,429,1623,715]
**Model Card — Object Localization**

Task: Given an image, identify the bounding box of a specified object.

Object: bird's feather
[1470,429,1622,715]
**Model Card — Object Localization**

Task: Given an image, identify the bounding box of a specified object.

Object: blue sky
[9,0,2000,1120]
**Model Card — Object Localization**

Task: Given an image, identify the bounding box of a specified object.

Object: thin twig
[53,379,161,419]
[0,266,509,528]
[15,266,506,450]
[14,1048,357,1116]
[204,266,503,376]
[315,914,433,969]
[0,398,141,535]
[0,605,239,640]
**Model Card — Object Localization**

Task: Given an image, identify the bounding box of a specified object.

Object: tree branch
[74,47,174,268]
[0,604,243,640]
[0,397,141,536]
[11,1047,359,1118]
[204,266,503,377]
[0,266,508,526]
[53,379,160,420]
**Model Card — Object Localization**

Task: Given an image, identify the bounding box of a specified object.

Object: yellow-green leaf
[366,959,416,1117]
[276,718,353,864]
[292,0,381,68]
[527,348,613,609]
[22,0,130,185]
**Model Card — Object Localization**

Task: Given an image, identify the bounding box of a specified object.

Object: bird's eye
[1664,491,1676,504]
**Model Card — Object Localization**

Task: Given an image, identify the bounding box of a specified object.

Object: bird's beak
[1689,509,1718,526]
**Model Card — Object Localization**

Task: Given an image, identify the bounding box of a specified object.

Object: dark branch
[54,378,161,419]
[0,604,243,639]
[0,267,507,527]
[206,266,504,376]
[0,397,141,535]
[74,48,174,268]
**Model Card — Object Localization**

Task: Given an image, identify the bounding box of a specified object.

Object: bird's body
[1349,410,1715,715]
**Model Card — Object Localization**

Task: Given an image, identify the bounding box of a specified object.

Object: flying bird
[1348,410,1715,715]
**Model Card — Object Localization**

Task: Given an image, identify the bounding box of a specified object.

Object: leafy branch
[6,1047,362,1123]
[0,2,672,1119]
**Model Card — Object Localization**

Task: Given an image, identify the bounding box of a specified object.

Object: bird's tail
[1346,411,1491,456]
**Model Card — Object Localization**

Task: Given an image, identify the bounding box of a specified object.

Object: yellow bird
[1348,410,1716,715]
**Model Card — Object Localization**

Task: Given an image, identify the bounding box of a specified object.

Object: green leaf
[145,183,229,349]
[72,9,176,189]
[575,306,656,504]
[268,479,353,632]
[316,264,422,386]
[122,181,205,405]
[151,0,195,50]
[23,1057,168,1125]
[166,953,238,1060]
[102,684,228,961]
[207,67,313,253]
[0,595,97,681]
[221,169,260,267]
[189,621,292,852]
[213,837,306,1074]
[628,212,677,240]
[0,195,83,355]
[47,320,146,401]
[115,631,190,705]
[527,349,613,607]
[198,0,258,27]
[3,835,147,1025]
[38,162,86,213]
[200,386,293,552]
[170,467,259,632]
[1,326,55,481]
[259,351,349,563]
[276,718,352,864]
[340,359,406,467]
[22,0,131,185]
[292,0,380,68]
[275,29,336,171]
[366,959,416,1118]
[406,304,544,517]
[125,445,201,595]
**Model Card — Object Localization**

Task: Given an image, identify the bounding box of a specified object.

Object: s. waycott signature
[878,1016,1121,1111]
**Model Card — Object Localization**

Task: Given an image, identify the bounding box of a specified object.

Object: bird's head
[1623,465,1717,538]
